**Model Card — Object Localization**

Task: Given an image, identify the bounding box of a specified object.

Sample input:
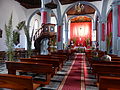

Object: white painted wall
[91,1,103,14]
[0,0,111,52]
[0,0,42,51]
[0,0,26,51]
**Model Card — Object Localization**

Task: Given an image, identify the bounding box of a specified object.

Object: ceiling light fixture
[75,3,84,13]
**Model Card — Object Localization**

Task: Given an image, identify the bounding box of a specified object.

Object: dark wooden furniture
[6,61,53,85]
[31,55,66,69]
[20,58,60,73]
[31,55,67,63]
[92,64,120,75]
[0,51,6,61]
[111,57,120,61]
[99,76,120,90]
[0,74,40,90]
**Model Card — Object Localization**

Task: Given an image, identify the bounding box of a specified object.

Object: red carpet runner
[59,53,85,90]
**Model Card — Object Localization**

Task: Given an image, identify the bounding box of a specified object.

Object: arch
[27,9,40,28]
[27,9,57,28]
[106,8,112,18]
[62,1,101,22]
[68,15,94,23]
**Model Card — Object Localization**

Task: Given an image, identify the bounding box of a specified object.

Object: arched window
[31,19,39,49]
[34,19,39,30]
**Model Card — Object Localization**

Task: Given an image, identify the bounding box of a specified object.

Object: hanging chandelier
[75,3,84,13]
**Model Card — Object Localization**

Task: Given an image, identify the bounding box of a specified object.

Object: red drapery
[107,10,112,47]
[118,5,120,37]
[102,23,105,41]
[58,25,61,42]
[107,11,112,36]
[70,22,92,47]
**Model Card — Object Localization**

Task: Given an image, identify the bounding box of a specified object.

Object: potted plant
[5,15,14,61]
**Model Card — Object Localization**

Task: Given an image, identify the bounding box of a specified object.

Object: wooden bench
[92,64,120,75]
[108,54,118,58]
[20,58,60,73]
[90,60,120,68]
[6,61,53,85]
[31,55,65,69]
[99,76,120,90]
[31,55,67,62]
[92,64,120,82]
[0,74,40,90]
[89,59,120,69]
[51,53,69,61]
[111,57,120,61]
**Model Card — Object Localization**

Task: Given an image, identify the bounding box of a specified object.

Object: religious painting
[0,29,2,38]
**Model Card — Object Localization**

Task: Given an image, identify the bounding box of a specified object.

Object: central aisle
[58,53,86,90]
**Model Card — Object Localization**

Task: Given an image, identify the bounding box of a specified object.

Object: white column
[111,2,118,55]
[40,0,52,24]
[64,14,69,49]
[97,19,102,50]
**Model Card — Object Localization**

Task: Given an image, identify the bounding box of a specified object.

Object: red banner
[41,11,47,24]
[102,23,105,41]
[118,5,120,37]
[58,26,61,42]
[107,11,112,36]
[107,10,112,46]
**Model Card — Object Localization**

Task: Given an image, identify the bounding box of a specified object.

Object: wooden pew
[111,57,120,61]
[92,63,120,83]
[51,53,69,61]
[92,64,120,75]
[0,74,40,90]
[90,60,120,67]
[99,76,120,90]
[108,54,118,58]
[31,55,65,69]
[20,58,61,72]
[6,61,53,85]
[31,54,67,62]
[89,60,120,70]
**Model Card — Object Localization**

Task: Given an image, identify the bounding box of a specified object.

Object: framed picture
[0,29,2,38]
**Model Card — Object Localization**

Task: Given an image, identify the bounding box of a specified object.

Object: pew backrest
[6,61,53,74]
[92,64,120,75]
[6,61,53,85]
[0,74,40,90]
[99,76,120,90]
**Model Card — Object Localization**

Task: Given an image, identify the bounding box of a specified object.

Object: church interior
[0,0,120,90]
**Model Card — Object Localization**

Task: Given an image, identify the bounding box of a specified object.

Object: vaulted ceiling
[15,0,102,22]
[15,0,102,9]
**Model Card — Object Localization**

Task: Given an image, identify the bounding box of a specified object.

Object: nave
[1,49,120,90]
[0,52,99,90]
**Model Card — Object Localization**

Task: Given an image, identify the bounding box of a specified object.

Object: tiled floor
[0,53,99,90]
[84,59,99,90]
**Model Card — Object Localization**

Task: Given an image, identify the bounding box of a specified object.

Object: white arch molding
[27,8,57,28]
[62,1,100,47]
[61,1,101,21]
